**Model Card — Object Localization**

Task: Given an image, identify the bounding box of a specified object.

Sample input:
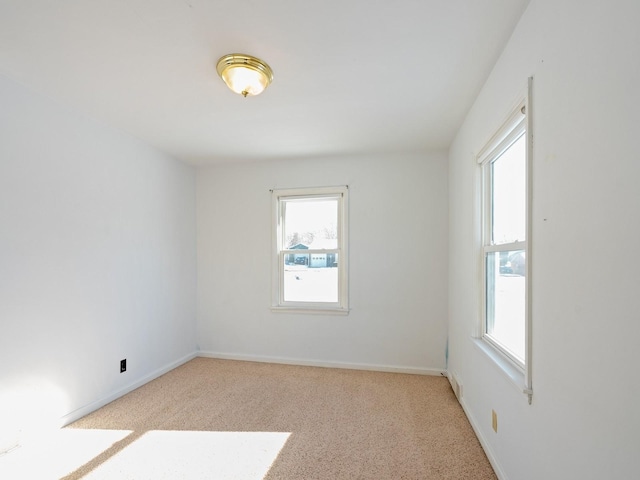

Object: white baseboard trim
[59,351,198,427]
[197,351,445,376]
[459,397,508,480]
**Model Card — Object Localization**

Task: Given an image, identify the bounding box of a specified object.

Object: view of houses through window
[282,197,339,303]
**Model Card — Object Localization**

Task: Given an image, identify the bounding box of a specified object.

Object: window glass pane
[283,198,338,250]
[486,250,525,363]
[492,134,526,244]
[283,254,339,303]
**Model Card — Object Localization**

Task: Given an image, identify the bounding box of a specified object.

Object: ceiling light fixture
[216,54,273,98]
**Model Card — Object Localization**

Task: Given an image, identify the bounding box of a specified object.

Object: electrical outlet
[120,359,127,373]
[492,409,498,433]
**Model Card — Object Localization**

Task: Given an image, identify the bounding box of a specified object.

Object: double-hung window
[478,92,531,384]
[271,186,349,314]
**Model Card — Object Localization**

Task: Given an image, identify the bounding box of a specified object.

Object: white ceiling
[0,0,530,165]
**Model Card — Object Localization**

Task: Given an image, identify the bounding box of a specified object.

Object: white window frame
[476,78,533,403]
[271,186,349,315]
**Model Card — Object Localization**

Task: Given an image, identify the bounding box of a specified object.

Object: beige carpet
[61,358,496,479]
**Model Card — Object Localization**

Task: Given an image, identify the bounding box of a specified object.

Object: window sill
[472,338,528,397]
[271,306,350,316]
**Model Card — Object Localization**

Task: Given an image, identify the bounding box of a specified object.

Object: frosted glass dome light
[216,54,273,97]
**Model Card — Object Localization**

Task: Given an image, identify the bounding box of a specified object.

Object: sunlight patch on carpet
[82,430,291,480]
[0,428,132,480]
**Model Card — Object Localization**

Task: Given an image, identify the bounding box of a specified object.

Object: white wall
[197,153,448,373]
[448,0,640,479]
[0,74,197,449]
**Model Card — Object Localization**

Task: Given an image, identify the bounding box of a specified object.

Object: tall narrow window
[272,186,348,314]
[479,99,530,370]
